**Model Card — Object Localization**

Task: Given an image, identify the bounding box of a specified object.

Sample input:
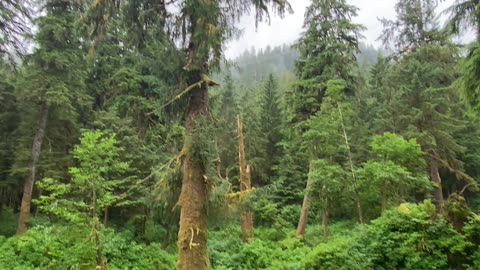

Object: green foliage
[289,0,364,121]
[379,0,447,53]
[370,132,425,172]
[304,236,371,270]
[0,225,176,270]
[35,130,132,223]
[365,201,472,269]
[456,42,480,113]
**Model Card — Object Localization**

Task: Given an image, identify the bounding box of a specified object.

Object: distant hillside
[221,43,384,86]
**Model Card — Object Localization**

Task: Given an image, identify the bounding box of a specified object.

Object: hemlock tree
[15,0,87,235]
[35,130,131,270]
[86,1,292,268]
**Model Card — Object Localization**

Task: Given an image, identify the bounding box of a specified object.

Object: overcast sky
[224,0,460,59]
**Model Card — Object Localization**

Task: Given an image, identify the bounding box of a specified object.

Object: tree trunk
[354,191,363,223]
[337,103,363,224]
[322,203,328,241]
[240,166,254,242]
[177,72,210,270]
[238,115,254,243]
[17,102,49,235]
[103,208,108,227]
[430,156,444,211]
[296,161,312,238]
[92,177,107,270]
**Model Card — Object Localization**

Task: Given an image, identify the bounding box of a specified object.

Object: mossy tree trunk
[177,71,210,270]
[237,114,253,243]
[17,102,49,235]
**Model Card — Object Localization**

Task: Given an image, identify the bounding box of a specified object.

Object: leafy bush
[364,200,472,269]
[304,236,371,270]
[0,224,176,270]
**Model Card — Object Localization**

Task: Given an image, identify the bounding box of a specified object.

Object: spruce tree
[87,1,293,268]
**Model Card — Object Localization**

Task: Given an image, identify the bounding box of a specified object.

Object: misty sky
[224,0,459,59]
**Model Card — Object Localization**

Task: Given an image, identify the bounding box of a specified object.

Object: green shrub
[365,200,471,269]
[0,208,18,237]
[304,236,370,270]
[0,224,176,270]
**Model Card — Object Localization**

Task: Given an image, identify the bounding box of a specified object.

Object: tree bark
[240,166,254,242]
[238,115,253,242]
[177,72,210,270]
[430,156,444,211]
[238,116,254,243]
[17,102,49,235]
[296,161,312,238]
[322,204,328,241]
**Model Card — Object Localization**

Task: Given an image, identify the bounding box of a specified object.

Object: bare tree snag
[237,114,254,243]
[17,102,49,235]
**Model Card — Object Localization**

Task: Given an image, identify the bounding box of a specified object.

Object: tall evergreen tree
[15,0,88,235]
[258,74,282,184]
[87,1,293,268]
[288,0,365,122]
[379,0,447,54]
[285,0,364,238]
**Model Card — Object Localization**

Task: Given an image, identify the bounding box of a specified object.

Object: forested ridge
[1,0,480,269]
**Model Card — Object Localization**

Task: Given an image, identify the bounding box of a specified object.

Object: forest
[1,0,480,269]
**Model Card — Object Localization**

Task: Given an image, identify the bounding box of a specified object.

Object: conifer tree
[15,0,87,235]
[258,74,283,184]
[86,1,292,268]
[288,0,364,238]
[0,0,31,64]
[289,0,364,122]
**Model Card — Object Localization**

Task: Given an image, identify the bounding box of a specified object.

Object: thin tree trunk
[322,203,328,241]
[296,161,312,238]
[430,156,444,211]
[240,166,254,242]
[177,71,209,270]
[92,178,107,270]
[103,208,108,227]
[337,103,363,224]
[17,102,49,235]
[237,114,254,243]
